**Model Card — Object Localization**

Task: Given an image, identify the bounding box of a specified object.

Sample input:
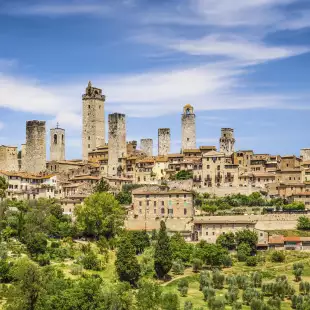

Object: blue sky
[0,0,310,159]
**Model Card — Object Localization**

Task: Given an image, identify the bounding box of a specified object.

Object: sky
[0,0,310,159]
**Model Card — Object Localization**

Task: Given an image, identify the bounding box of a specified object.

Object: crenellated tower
[219,128,235,156]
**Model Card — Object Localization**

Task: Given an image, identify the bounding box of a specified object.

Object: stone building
[20,144,26,171]
[0,145,18,171]
[219,128,235,156]
[50,125,65,161]
[181,104,196,151]
[108,113,127,176]
[82,81,105,161]
[140,139,153,157]
[132,187,194,219]
[301,148,310,161]
[158,128,171,156]
[24,120,46,174]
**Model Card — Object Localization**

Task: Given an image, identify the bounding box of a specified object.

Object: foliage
[243,288,262,305]
[140,247,155,277]
[36,253,50,266]
[0,176,8,199]
[225,285,239,305]
[282,202,305,211]
[270,251,285,263]
[93,178,110,193]
[26,232,47,255]
[170,232,193,263]
[175,170,193,180]
[184,300,193,310]
[192,258,203,272]
[251,271,263,288]
[128,230,150,254]
[115,236,140,287]
[161,292,180,310]
[178,278,189,297]
[194,241,228,267]
[136,279,162,310]
[235,229,258,254]
[172,259,185,275]
[293,263,304,282]
[80,250,102,271]
[246,256,258,266]
[74,192,125,239]
[154,221,172,279]
[212,270,225,289]
[202,286,216,301]
[0,259,12,283]
[237,242,251,262]
[115,191,132,205]
[297,216,310,230]
[216,232,236,250]
[201,204,218,214]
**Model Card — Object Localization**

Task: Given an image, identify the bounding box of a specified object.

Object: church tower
[82,81,105,161]
[181,104,196,151]
[50,124,65,161]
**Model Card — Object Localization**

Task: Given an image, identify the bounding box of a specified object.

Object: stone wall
[158,128,170,156]
[167,179,193,191]
[82,82,105,161]
[0,145,18,171]
[219,128,235,156]
[197,185,256,196]
[20,144,26,171]
[25,120,46,173]
[301,148,310,161]
[140,138,153,156]
[50,127,65,161]
[182,107,196,151]
[108,113,126,176]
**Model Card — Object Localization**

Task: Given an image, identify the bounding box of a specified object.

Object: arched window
[186,108,190,115]
[62,134,64,144]
[54,134,57,144]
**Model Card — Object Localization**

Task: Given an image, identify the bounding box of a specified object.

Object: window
[147,201,149,206]
[88,144,90,148]
[212,232,215,235]
[184,194,186,198]
[187,138,189,141]
[53,134,57,144]
[154,209,156,214]
[161,201,164,206]
[154,201,156,206]
[176,195,179,198]
[161,208,165,214]
[206,231,208,235]
[139,201,142,206]
[207,165,210,169]
[88,136,90,140]
[184,208,187,215]
[168,209,173,214]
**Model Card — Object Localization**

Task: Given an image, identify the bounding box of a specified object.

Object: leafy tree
[192,258,203,272]
[115,191,132,204]
[232,301,243,310]
[201,204,218,215]
[243,288,262,305]
[267,297,281,310]
[136,279,162,310]
[237,242,251,262]
[250,298,264,310]
[283,202,305,211]
[81,251,102,271]
[208,297,225,310]
[251,271,263,288]
[194,241,228,267]
[115,236,141,287]
[216,232,236,250]
[293,263,304,282]
[172,259,185,275]
[93,178,110,193]
[74,192,125,239]
[154,221,172,279]
[297,216,310,230]
[225,286,239,305]
[0,259,12,283]
[26,232,47,256]
[202,286,216,301]
[161,292,180,310]
[246,256,258,267]
[0,176,8,200]
[235,229,258,254]
[140,247,155,277]
[175,170,193,180]
[270,251,285,263]
[212,270,225,289]
[184,300,193,310]
[129,230,150,254]
[199,271,211,291]
[170,232,193,263]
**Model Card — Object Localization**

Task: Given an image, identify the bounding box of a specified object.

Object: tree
[235,229,258,254]
[192,258,203,272]
[194,241,228,267]
[212,270,225,289]
[293,263,304,282]
[171,259,185,275]
[170,232,193,263]
[81,251,102,270]
[175,170,193,180]
[115,191,132,204]
[0,176,8,200]
[184,301,193,310]
[93,178,110,193]
[297,216,310,230]
[161,292,180,310]
[246,256,258,266]
[129,230,150,254]
[74,192,125,239]
[136,279,162,310]
[115,236,140,287]
[177,278,189,297]
[270,251,285,263]
[201,204,218,215]
[216,232,236,250]
[237,242,252,262]
[26,232,47,256]
[154,221,172,279]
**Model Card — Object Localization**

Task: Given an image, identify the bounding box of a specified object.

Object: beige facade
[0,145,18,172]
[132,188,194,219]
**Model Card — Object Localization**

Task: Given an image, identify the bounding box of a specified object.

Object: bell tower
[181,104,196,152]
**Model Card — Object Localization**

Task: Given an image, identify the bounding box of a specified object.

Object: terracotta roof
[284,236,301,242]
[133,189,192,195]
[71,176,100,181]
[168,154,184,158]
[200,146,217,150]
[0,171,56,180]
[268,235,284,244]
[203,151,225,157]
[290,192,310,196]
[183,149,201,153]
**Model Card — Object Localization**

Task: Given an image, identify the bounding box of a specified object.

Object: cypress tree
[115,236,140,287]
[154,221,172,279]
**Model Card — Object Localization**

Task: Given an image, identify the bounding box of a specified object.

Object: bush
[26,233,47,255]
[270,251,285,263]
[222,255,233,267]
[70,264,83,275]
[199,271,211,291]
[36,253,50,266]
[80,251,102,271]
[172,259,185,275]
[246,256,258,267]
[161,292,180,310]
[192,258,203,272]
[184,300,193,310]
[179,286,188,297]
[202,286,216,301]
[237,243,251,262]
[178,278,189,292]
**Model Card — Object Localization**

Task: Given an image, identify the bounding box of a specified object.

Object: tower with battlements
[82,81,105,161]
[219,128,235,156]
[25,120,46,173]
[50,124,65,161]
[140,138,153,156]
[181,104,196,151]
[108,113,127,176]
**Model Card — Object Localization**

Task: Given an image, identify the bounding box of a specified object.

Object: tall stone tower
[108,113,127,176]
[301,149,310,161]
[20,144,26,171]
[82,81,105,161]
[181,104,196,151]
[158,128,171,156]
[50,124,65,161]
[219,128,235,156]
[140,138,153,157]
[0,146,18,171]
[25,120,46,173]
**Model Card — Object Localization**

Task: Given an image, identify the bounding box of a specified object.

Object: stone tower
[158,128,171,156]
[50,124,65,161]
[181,104,196,151]
[25,120,46,173]
[108,113,127,176]
[219,128,235,156]
[82,81,105,161]
[0,145,18,171]
[140,138,153,157]
[301,149,310,161]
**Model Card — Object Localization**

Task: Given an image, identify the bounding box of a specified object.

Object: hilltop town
[1,82,310,247]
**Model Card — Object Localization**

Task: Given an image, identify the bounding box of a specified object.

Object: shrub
[222,255,233,267]
[237,243,251,262]
[184,300,193,310]
[232,301,243,310]
[179,286,188,297]
[199,271,211,291]
[172,259,185,275]
[160,292,180,310]
[70,264,83,275]
[178,278,189,291]
[270,251,285,263]
[212,270,225,289]
[246,256,258,267]
[192,258,203,272]
[36,253,50,266]
[81,251,102,271]
[202,287,216,301]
